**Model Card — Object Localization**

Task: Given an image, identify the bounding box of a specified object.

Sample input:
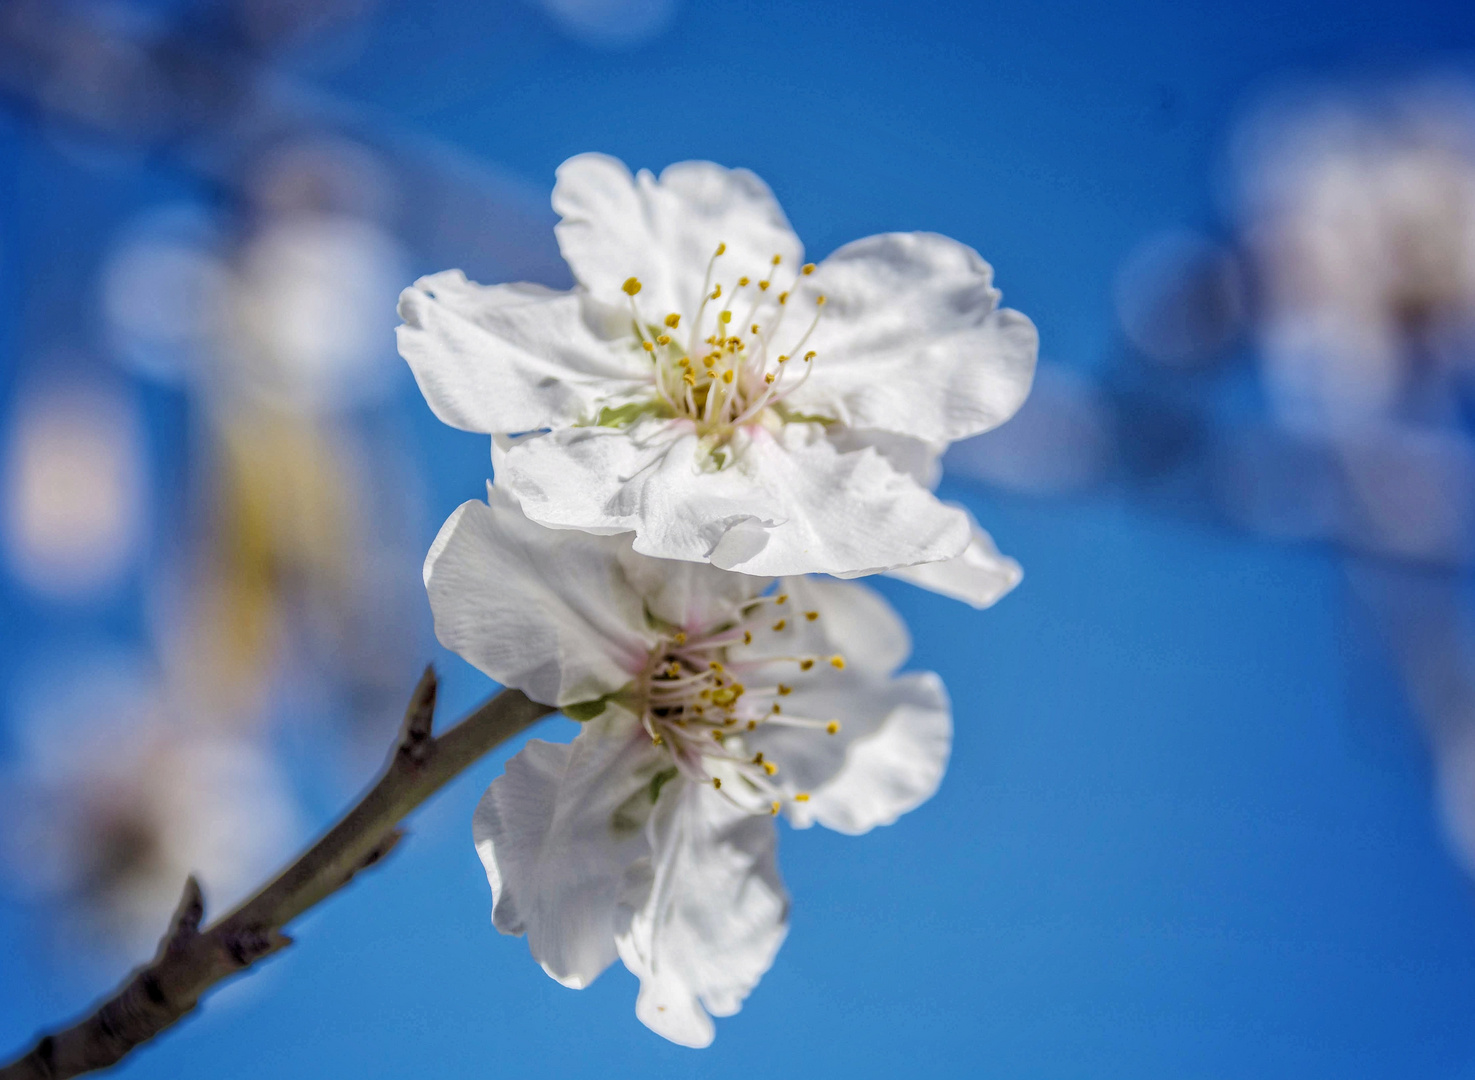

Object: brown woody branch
[0,668,554,1080]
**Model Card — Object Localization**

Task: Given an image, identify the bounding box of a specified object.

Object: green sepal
[648,766,679,805]
[562,698,609,722]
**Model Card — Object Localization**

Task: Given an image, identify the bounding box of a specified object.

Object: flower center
[619,244,828,439]
[635,590,843,815]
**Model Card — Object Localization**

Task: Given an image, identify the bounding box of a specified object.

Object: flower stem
[0,668,554,1080]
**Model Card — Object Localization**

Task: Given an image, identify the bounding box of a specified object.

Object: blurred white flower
[1,374,149,598]
[426,487,951,1047]
[104,206,407,414]
[1,655,299,956]
[1237,83,1475,424]
[399,152,1035,598]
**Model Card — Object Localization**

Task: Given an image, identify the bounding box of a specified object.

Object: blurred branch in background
[0,670,554,1080]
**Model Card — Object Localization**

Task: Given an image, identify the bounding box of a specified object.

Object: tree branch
[0,668,554,1080]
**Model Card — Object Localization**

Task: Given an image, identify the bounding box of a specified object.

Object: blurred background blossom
[6,1,1475,1077]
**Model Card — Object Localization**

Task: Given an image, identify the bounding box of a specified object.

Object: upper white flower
[427,486,952,1047]
[399,153,1036,599]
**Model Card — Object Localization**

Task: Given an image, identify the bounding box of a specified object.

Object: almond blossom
[426,486,951,1046]
[399,153,1035,602]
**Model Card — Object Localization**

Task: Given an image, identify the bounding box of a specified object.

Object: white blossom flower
[399,153,1035,601]
[426,487,952,1046]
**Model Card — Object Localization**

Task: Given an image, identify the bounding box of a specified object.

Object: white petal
[749,664,947,824]
[552,153,803,320]
[616,549,773,631]
[886,509,1023,609]
[473,714,665,989]
[423,487,656,706]
[397,270,649,433]
[827,427,946,488]
[498,420,972,578]
[794,672,952,836]
[778,575,911,675]
[617,780,789,1047]
[786,232,1038,443]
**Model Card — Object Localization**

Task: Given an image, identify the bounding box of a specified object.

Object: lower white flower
[427,487,952,1046]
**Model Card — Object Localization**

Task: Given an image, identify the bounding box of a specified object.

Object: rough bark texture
[0,669,554,1080]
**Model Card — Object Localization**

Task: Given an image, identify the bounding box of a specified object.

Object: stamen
[827,721,841,734]
[830,655,846,669]
[665,313,681,328]
[795,793,810,802]
[802,263,816,275]
[622,277,642,296]
[805,611,819,621]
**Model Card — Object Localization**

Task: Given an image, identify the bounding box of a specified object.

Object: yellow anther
[763,760,778,775]
[709,661,724,673]
[643,341,655,352]
[711,729,724,742]
[802,263,816,275]
[665,313,681,328]
[656,334,671,345]
[738,276,750,286]
[759,280,771,290]
[747,719,757,730]
[679,357,691,368]
[722,369,735,384]
[778,291,789,304]
[776,593,788,604]
[805,351,817,362]
[777,684,792,695]
[711,284,722,299]
[719,310,732,324]
[771,702,782,714]
[826,721,840,735]
[743,630,753,645]
[772,254,782,266]
[683,371,696,386]
[622,277,642,296]
[770,801,781,815]
[772,619,787,631]
[778,354,789,364]
[830,655,846,669]
[816,295,827,306]
[794,792,810,802]
[751,324,760,334]
[703,355,717,368]
[652,734,664,746]
[799,658,815,671]
[764,373,776,384]
[712,777,722,789]
[673,631,686,645]
[805,610,819,621]
[715,242,727,256]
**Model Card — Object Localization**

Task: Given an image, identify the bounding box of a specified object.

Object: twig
[0,667,554,1080]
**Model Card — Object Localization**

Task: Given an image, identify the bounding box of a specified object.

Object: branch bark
[0,668,554,1080]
